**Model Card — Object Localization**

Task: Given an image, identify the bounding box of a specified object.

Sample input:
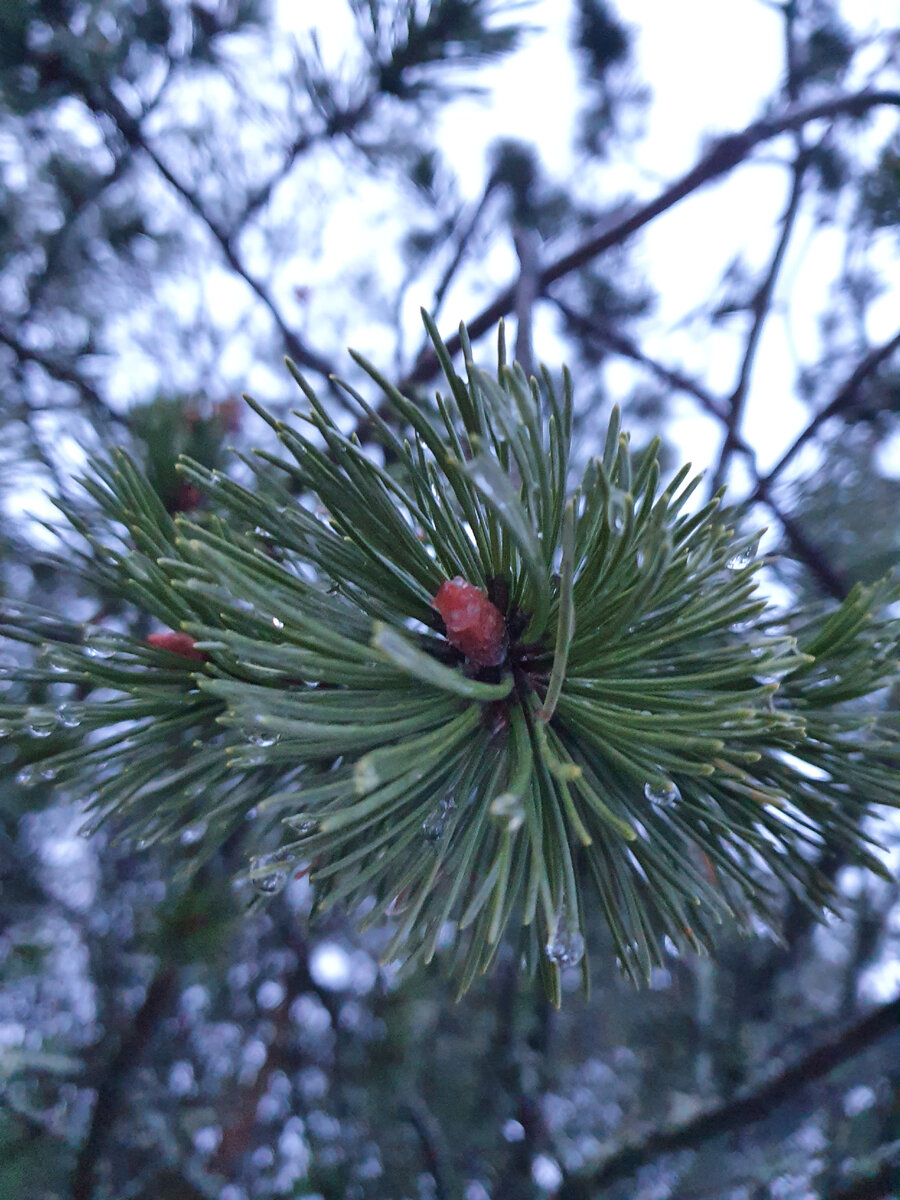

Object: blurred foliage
[1,0,899,1198]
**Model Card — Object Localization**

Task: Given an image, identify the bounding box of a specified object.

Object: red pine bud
[433,577,507,667]
[146,631,207,661]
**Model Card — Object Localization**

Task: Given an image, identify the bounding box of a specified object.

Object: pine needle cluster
[3,315,899,1001]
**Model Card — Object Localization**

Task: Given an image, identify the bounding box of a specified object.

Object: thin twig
[237,94,376,229]
[431,184,499,321]
[74,80,340,385]
[550,297,729,423]
[0,329,122,427]
[752,328,900,497]
[400,1096,453,1200]
[547,298,849,596]
[756,487,850,599]
[709,138,810,493]
[557,994,900,1197]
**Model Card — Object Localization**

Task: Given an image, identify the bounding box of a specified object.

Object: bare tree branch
[752,328,900,497]
[404,88,900,389]
[557,994,900,1198]
[547,297,850,597]
[237,94,377,229]
[755,485,851,598]
[71,80,340,386]
[431,183,498,321]
[71,962,178,1200]
[709,137,810,493]
[0,329,123,428]
[513,225,539,377]
[400,1095,453,1200]
[550,297,729,423]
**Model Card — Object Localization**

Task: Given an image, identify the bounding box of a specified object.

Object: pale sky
[284,0,899,489]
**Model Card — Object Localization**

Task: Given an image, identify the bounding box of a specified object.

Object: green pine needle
[2,312,899,999]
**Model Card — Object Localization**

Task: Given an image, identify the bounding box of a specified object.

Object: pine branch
[405,88,900,387]
[557,994,900,1198]
[5,316,899,997]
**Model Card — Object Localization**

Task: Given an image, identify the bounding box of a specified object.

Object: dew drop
[249,733,278,748]
[181,821,208,846]
[249,852,291,895]
[422,798,454,844]
[545,925,585,968]
[25,708,56,738]
[290,818,319,838]
[82,628,116,659]
[55,704,81,729]
[726,537,760,570]
[490,792,525,833]
[16,764,37,788]
[271,617,284,630]
[643,779,681,807]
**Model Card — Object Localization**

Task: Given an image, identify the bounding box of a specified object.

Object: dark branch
[400,1096,453,1200]
[71,963,177,1200]
[0,328,122,427]
[75,81,339,385]
[513,225,539,377]
[432,183,498,320]
[551,297,729,423]
[404,88,900,388]
[548,302,850,598]
[756,486,850,599]
[709,138,811,493]
[237,94,376,229]
[557,994,900,1198]
[753,328,900,496]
